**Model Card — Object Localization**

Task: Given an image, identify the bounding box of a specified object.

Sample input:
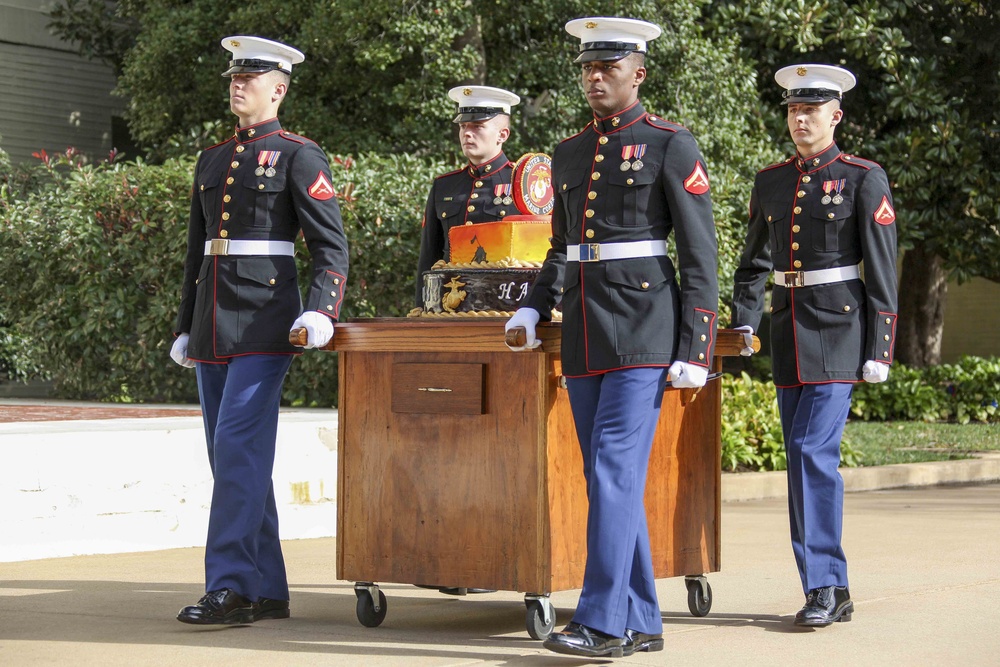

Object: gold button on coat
[227,177,234,185]
[470,193,478,199]
[258,183,265,190]
[220,230,229,238]
[588,191,597,200]
[802,175,811,183]
[702,316,709,323]
[885,317,892,324]
[595,154,605,162]
[767,215,773,222]
[236,145,245,153]
[828,212,835,219]
[591,172,601,181]
[794,260,802,268]
[626,178,634,185]
[467,205,475,212]
[700,334,707,341]
[585,209,595,218]
[199,184,205,191]
[883,351,890,358]
[585,229,595,238]
[222,212,230,220]
[231,161,239,168]
[224,194,231,203]
[794,206,802,214]
[641,281,649,289]
[843,305,851,312]
[792,242,799,250]
[698,353,705,360]
[884,334,890,341]
[331,291,337,297]
[268,278,275,285]
[792,225,800,233]
[334,278,340,285]
[327,305,334,311]
[599,136,608,145]
[797,190,806,198]
[475,180,483,187]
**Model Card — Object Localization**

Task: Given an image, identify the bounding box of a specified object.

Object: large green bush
[0,149,198,401]
[851,357,1000,424]
[0,149,452,405]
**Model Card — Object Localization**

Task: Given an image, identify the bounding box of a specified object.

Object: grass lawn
[843,421,1000,466]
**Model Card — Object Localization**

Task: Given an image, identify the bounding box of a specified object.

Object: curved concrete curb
[722,452,1000,502]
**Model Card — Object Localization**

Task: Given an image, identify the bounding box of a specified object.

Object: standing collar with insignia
[591,100,646,134]
[468,151,510,178]
[794,142,841,172]
[235,117,282,143]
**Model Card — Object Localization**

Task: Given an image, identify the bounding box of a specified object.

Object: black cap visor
[222,58,288,77]
[781,88,842,105]
[452,106,507,123]
[574,41,644,64]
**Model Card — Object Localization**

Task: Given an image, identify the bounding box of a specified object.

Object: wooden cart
[324,319,756,637]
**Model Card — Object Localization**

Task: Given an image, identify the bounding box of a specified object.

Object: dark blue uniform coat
[731,143,897,385]
[523,101,718,377]
[415,151,514,306]
[175,118,349,361]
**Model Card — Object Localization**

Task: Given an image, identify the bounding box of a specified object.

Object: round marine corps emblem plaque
[512,153,554,215]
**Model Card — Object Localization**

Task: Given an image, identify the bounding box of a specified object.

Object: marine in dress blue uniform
[731,64,898,627]
[170,36,349,625]
[506,17,718,658]
[415,86,521,307]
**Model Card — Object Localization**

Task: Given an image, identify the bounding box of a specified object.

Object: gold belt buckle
[783,271,804,287]
[209,238,230,256]
[579,243,600,262]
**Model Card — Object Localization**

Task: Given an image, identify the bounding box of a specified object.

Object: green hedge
[851,357,1000,425]
[0,148,452,405]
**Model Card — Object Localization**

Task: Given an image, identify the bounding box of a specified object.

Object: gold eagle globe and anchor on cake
[410,152,558,318]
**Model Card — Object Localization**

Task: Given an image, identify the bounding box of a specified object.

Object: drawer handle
[417,387,452,393]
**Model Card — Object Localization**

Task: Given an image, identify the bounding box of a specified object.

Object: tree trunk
[895,241,947,368]
[454,5,486,85]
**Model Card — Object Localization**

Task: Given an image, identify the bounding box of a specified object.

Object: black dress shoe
[622,628,665,656]
[176,588,254,625]
[252,597,290,621]
[794,586,854,627]
[438,587,497,596]
[543,622,624,658]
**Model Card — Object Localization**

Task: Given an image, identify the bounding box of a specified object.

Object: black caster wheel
[685,577,712,617]
[355,587,387,627]
[524,597,555,640]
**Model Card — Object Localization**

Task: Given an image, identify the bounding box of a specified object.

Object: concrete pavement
[2,483,998,666]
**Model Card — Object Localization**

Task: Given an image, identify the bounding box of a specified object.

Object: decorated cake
[415,153,556,317]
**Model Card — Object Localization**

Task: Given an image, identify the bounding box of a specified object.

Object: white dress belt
[773,264,861,288]
[204,239,296,257]
[567,240,669,262]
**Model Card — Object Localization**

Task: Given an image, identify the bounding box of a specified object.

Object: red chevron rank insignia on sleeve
[874,196,896,225]
[683,162,710,195]
[308,172,336,200]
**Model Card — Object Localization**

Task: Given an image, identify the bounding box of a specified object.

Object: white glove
[862,360,889,383]
[292,311,334,349]
[668,361,709,388]
[734,325,755,356]
[504,308,542,351]
[169,333,196,368]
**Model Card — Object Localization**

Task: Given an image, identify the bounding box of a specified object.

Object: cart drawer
[391,362,485,414]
